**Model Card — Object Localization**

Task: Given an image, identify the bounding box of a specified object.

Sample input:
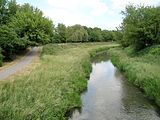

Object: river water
[69,53,160,120]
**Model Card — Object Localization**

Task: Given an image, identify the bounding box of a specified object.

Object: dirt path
[0,47,40,80]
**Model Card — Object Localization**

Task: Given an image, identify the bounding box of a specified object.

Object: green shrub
[148,45,160,55]
[138,45,160,55]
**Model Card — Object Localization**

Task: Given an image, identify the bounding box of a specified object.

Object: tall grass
[0,43,117,120]
[108,46,160,107]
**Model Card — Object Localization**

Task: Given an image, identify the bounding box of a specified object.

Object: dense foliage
[54,23,67,43]
[0,25,21,59]
[66,24,89,42]
[0,0,18,25]
[54,24,115,43]
[0,0,54,60]
[119,5,160,50]
[9,3,54,45]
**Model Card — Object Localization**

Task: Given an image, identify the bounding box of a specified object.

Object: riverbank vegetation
[108,45,160,106]
[108,5,160,107]
[0,43,117,120]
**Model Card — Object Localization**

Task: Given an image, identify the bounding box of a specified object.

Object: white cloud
[36,0,160,29]
[111,0,160,11]
[43,8,91,26]
[47,0,108,16]
[42,0,109,28]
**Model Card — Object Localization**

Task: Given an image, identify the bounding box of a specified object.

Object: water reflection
[69,57,160,120]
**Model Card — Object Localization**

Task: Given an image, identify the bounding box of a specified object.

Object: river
[69,52,160,120]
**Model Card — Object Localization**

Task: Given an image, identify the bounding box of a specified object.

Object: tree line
[54,5,160,51]
[116,5,160,51]
[54,24,115,43]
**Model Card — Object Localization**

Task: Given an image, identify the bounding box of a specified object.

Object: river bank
[108,46,160,107]
[0,43,117,120]
[69,51,160,120]
[1,43,159,119]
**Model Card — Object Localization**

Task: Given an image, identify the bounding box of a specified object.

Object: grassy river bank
[0,43,117,120]
[0,43,159,119]
[108,46,160,107]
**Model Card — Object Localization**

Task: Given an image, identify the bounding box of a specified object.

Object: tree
[66,24,88,42]
[101,30,114,42]
[0,0,25,60]
[8,0,19,18]
[0,0,18,25]
[0,25,26,59]
[0,1,55,62]
[55,23,67,43]
[88,27,103,42]
[121,5,160,50]
[0,0,8,25]
[112,26,123,42]
[9,3,54,46]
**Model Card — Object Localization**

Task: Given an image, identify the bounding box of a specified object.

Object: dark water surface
[69,53,160,120]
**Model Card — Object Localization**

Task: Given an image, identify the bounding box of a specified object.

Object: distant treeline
[54,24,116,43]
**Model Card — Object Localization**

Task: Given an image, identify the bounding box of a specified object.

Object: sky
[16,0,160,30]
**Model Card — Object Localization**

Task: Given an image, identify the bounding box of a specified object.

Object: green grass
[108,46,160,107]
[0,42,118,120]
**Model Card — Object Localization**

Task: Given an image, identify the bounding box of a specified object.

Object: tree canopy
[54,25,115,43]
[0,0,54,60]
[119,5,160,50]
[66,24,89,42]
[54,23,67,43]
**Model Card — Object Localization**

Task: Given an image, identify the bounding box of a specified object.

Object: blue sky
[16,0,160,30]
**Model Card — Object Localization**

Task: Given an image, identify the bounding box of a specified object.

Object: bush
[148,45,160,55]
[137,45,160,56]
